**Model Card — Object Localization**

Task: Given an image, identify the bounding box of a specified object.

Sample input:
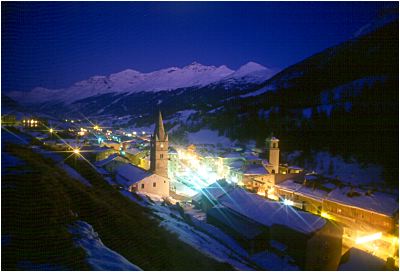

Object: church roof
[116,164,151,187]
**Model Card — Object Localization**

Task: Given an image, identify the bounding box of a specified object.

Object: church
[115,111,170,197]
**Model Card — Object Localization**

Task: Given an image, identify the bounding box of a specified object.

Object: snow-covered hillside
[9,61,275,105]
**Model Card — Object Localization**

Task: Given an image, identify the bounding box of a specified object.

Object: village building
[95,153,130,174]
[205,187,343,270]
[191,179,233,212]
[114,112,170,197]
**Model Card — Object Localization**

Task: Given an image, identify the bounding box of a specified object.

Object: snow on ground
[239,85,275,98]
[287,151,383,186]
[187,129,236,146]
[69,220,142,271]
[165,110,198,124]
[58,163,92,187]
[312,152,383,185]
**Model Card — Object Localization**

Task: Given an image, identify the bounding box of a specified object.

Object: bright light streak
[283,199,294,206]
[321,211,331,219]
[356,232,382,244]
[73,149,80,154]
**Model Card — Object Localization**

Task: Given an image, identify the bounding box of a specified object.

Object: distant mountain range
[9,61,275,105]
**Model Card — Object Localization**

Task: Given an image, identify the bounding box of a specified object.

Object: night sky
[2,1,394,93]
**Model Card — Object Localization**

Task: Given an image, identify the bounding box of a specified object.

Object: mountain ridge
[9,61,275,105]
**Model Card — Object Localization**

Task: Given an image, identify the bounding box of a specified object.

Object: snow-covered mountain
[9,61,274,105]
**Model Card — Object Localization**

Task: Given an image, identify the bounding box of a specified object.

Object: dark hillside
[2,139,233,270]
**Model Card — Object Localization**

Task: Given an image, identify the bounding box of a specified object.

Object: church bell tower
[150,111,169,178]
[268,137,280,174]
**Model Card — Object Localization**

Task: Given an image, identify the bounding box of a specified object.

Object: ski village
[2,2,399,271]
[2,110,398,270]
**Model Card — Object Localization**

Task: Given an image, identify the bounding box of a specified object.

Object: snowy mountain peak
[9,61,273,105]
[183,61,216,71]
[237,62,268,74]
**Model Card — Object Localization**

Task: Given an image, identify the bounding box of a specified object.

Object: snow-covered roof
[338,248,385,271]
[295,185,329,201]
[326,187,398,216]
[243,164,269,175]
[207,205,264,239]
[219,188,327,235]
[228,160,245,171]
[276,179,302,191]
[95,153,127,167]
[199,181,232,202]
[115,164,151,186]
[243,153,260,161]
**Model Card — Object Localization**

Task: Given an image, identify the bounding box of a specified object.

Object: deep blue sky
[2,1,394,93]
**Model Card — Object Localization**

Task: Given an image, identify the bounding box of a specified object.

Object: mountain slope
[199,20,398,187]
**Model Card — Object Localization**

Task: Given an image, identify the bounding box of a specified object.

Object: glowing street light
[94,125,99,130]
[142,131,146,135]
[73,149,80,154]
[49,128,54,133]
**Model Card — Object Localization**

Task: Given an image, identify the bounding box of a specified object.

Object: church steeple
[150,111,169,178]
[154,111,167,141]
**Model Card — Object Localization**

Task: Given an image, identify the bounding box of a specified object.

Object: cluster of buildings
[12,110,398,270]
